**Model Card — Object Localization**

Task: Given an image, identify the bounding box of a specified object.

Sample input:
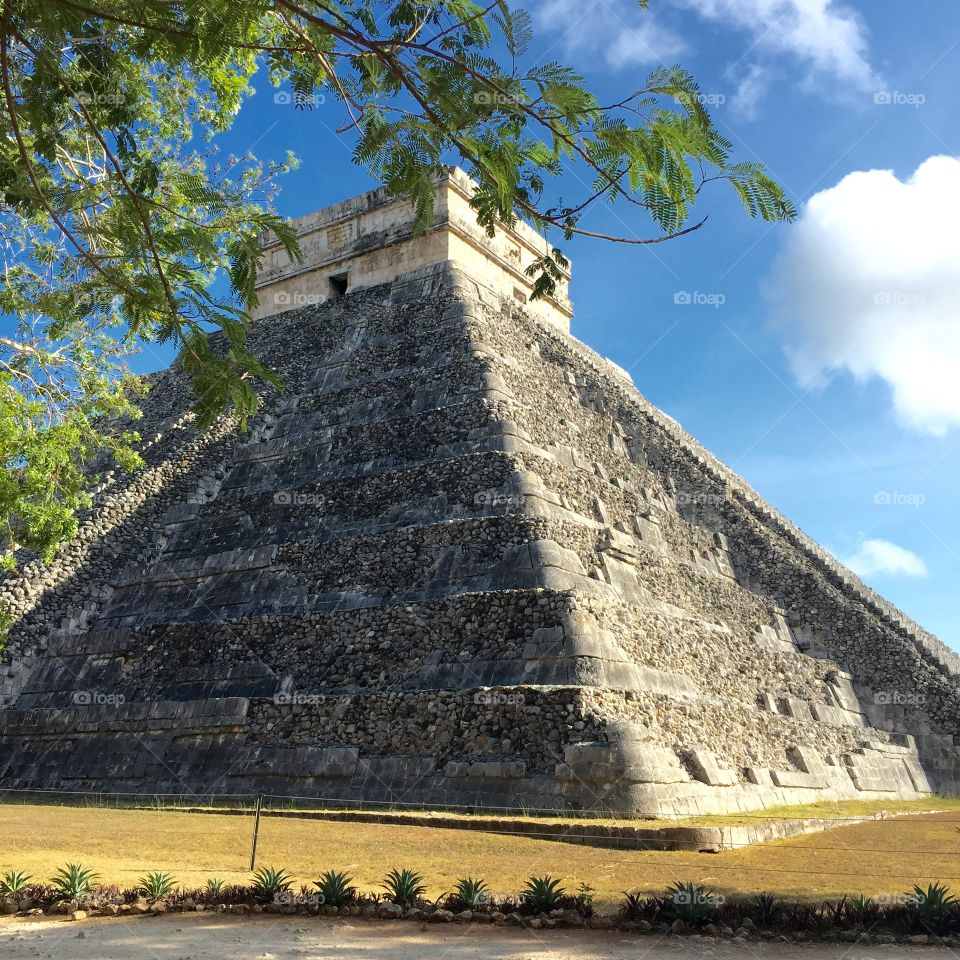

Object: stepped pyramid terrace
[0,168,957,816]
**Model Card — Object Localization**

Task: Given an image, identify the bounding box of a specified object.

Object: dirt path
[1,915,951,960]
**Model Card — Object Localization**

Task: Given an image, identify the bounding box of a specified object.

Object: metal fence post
[249,794,263,872]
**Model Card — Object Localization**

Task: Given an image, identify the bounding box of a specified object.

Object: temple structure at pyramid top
[252,167,572,332]
[0,169,957,815]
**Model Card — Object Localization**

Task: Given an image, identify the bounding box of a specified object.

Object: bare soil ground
[1,915,955,960]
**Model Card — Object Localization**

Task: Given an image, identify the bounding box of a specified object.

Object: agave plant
[448,877,489,911]
[749,892,782,927]
[0,870,32,898]
[314,870,356,908]
[139,871,177,901]
[205,878,226,898]
[250,867,293,902]
[666,881,718,926]
[910,883,957,933]
[50,864,99,901]
[381,868,426,907]
[521,876,566,913]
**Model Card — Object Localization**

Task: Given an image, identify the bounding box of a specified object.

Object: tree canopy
[0,0,796,568]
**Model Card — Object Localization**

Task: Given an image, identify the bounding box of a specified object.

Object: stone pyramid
[1,168,957,816]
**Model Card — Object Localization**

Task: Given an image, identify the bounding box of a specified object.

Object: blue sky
[150,1,960,648]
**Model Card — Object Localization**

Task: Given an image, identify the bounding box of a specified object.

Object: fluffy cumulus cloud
[764,156,960,435]
[843,539,928,579]
[673,0,879,90]
[535,0,686,69]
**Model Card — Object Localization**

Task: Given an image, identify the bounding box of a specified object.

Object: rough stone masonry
[0,168,957,816]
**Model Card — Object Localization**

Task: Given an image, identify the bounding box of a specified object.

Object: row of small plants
[622,881,960,937]
[0,865,592,916]
[2,866,959,937]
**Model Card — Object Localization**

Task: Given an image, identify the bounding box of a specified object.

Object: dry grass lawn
[1,800,959,910]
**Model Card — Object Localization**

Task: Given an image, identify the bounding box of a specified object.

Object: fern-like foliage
[0,0,794,567]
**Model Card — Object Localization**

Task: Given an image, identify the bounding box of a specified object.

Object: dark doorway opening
[328,273,349,298]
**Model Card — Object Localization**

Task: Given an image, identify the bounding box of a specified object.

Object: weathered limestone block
[788,745,826,775]
[685,748,738,786]
[810,702,864,728]
[770,769,828,790]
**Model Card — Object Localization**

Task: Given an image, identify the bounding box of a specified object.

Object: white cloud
[843,539,928,579]
[764,156,960,435]
[536,0,686,69]
[535,0,878,114]
[729,63,768,119]
[673,0,879,90]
